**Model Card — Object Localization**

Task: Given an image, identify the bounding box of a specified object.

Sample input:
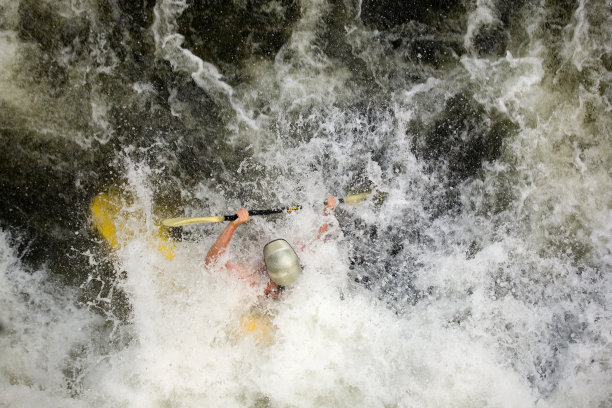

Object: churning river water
[1,0,611,407]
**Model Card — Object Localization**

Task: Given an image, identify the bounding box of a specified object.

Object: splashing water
[1,0,611,407]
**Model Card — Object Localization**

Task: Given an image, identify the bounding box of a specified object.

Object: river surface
[1,0,611,407]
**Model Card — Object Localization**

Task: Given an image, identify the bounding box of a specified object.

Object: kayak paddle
[162,192,371,228]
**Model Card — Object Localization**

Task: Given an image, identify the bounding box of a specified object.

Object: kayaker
[205,197,338,298]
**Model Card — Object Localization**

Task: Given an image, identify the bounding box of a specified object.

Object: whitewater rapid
[1,0,611,407]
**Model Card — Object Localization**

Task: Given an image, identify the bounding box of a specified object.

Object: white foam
[0,231,102,408]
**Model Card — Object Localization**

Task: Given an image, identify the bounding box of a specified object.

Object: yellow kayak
[240,313,275,344]
[90,191,175,260]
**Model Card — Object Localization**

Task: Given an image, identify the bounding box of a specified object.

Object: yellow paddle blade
[90,192,175,260]
[162,216,226,227]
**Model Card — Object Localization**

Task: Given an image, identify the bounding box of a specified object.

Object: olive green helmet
[263,239,302,286]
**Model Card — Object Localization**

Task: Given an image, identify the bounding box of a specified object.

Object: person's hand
[323,197,337,216]
[264,280,283,299]
[231,207,250,227]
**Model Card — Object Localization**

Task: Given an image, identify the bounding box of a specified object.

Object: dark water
[1,0,611,406]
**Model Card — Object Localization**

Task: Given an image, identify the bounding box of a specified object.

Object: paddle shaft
[223,206,302,221]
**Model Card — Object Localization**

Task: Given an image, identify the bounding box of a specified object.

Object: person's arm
[317,196,337,241]
[205,208,249,265]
